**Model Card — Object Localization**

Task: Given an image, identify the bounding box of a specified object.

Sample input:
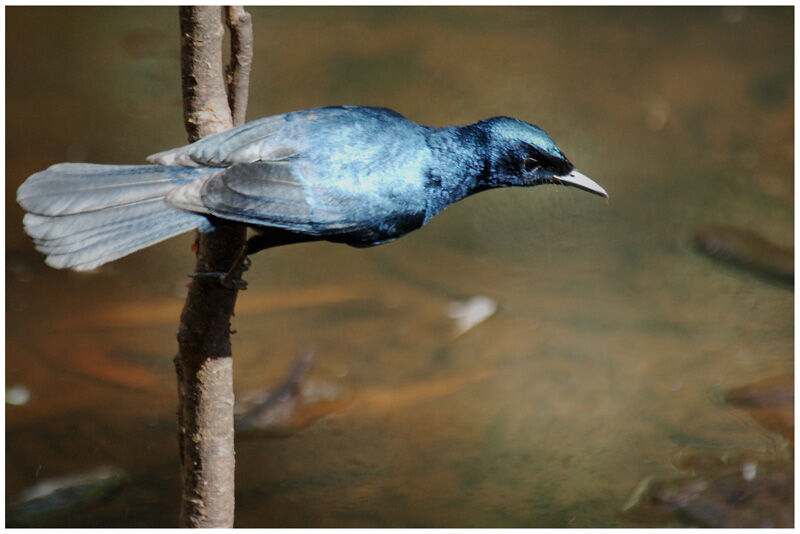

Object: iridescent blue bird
[17,106,607,273]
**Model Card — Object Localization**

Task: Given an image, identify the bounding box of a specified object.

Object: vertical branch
[174,6,252,528]
[179,6,232,141]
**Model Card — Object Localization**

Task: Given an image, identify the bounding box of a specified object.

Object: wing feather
[199,162,354,235]
[146,107,356,167]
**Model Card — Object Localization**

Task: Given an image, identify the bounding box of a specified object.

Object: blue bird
[17,106,607,274]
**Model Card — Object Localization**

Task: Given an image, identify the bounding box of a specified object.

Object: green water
[6,6,793,527]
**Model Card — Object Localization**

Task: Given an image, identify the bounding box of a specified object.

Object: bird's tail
[17,163,216,271]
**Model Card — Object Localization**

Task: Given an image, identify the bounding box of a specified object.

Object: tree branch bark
[179,6,233,140]
[174,6,252,528]
[224,6,253,127]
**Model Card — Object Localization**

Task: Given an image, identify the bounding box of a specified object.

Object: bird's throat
[421,125,491,221]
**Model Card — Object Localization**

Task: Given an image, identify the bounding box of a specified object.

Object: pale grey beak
[555,170,608,198]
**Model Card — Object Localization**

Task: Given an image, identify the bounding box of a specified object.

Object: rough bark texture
[224,6,253,127]
[174,6,252,528]
[179,6,233,140]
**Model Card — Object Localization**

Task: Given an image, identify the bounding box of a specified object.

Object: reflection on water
[6,6,793,527]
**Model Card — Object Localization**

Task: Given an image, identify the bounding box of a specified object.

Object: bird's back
[148,106,428,171]
[156,106,436,246]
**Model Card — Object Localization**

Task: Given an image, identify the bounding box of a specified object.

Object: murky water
[6,6,793,527]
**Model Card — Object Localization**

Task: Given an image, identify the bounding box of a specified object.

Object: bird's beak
[554,170,608,198]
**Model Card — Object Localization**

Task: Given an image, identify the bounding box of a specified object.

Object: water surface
[6,6,793,527]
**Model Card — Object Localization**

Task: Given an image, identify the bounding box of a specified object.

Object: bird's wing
[146,107,356,167]
[167,161,357,236]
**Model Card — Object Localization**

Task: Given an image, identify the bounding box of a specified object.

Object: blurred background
[6,6,793,527]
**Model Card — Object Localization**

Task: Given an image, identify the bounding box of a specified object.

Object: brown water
[5,6,793,527]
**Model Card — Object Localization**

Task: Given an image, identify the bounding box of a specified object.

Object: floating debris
[8,465,128,526]
[724,374,794,442]
[6,385,31,406]
[236,352,352,437]
[624,374,795,527]
[235,354,494,436]
[447,295,497,335]
[621,475,656,513]
[741,460,757,482]
[693,225,793,285]
[624,459,792,528]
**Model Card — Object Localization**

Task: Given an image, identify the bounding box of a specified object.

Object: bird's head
[478,117,607,198]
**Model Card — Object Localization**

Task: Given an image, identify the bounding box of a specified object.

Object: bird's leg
[190,244,251,290]
[220,246,252,289]
[190,229,314,290]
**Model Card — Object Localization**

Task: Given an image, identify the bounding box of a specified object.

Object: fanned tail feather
[17,163,214,271]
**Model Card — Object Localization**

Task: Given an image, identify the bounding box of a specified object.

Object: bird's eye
[523,157,539,172]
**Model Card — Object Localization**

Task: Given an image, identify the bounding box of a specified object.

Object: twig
[224,6,253,127]
[174,6,252,528]
[236,351,314,433]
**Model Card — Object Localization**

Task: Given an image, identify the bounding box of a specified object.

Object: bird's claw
[222,275,249,291]
[189,271,248,290]
[189,256,252,290]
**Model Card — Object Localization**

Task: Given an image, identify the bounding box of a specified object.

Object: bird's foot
[189,256,252,290]
[189,271,249,290]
